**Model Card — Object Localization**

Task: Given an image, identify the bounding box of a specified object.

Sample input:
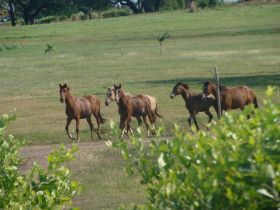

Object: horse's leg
[127,117,134,136]
[86,117,94,141]
[120,115,127,138]
[187,117,192,127]
[93,112,102,140]
[192,114,199,131]
[205,110,213,123]
[142,115,150,136]
[147,111,156,135]
[65,117,75,140]
[137,116,142,129]
[75,117,80,142]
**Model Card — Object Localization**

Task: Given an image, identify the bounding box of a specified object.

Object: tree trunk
[23,7,29,25]
[125,0,141,14]
[154,0,161,12]
[8,2,16,26]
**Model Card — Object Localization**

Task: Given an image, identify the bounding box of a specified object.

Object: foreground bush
[0,114,81,209]
[111,87,280,209]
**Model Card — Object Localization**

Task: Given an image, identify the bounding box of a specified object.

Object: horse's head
[202,81,211,99]
[170,82,189,99]
[113,84,122,103]
[59,83,70,103]
[105,87,117,106]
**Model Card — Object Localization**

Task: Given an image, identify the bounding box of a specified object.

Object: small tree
[154,32,170,54]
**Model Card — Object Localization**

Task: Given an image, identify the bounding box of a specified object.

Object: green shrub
[89,11,101,20]
[197,0,224,8]
[0,44,19,52]
[161,0,184,10]
[102,8,130,18]
[58,15,69,21]
[80,14,89,20]
[37,16,58,24]
[0,114,82,209]
[111,87,280,209]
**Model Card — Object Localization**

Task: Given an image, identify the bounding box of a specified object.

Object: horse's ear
[204,81,209,85]
[118,84,121,89]
[59,83,62,88]
[184,84,189,89]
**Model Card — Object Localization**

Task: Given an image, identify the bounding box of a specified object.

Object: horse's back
[144,95,157,111]
[80,95,100,111]
[227,86,255,108]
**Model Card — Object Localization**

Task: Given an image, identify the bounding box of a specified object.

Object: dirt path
[20,140,109,171]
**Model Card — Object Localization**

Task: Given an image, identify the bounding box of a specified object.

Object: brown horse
[105,86,163,126]
[202,81,258,114]
[112,84,155,137]
[59,83,105,142]
[170,82,218,130]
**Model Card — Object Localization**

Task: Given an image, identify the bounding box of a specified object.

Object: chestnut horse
[170,82,217,130]
[202,81,258,114]
[105,86,163,127]
[59,83,105,142]
[112,84,155,136]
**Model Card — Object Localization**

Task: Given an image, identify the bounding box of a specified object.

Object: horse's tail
[253,96,258,109]
[155,103,164,119]
[98,110,106,124]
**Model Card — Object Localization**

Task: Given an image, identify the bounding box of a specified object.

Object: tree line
[0,0,221,26]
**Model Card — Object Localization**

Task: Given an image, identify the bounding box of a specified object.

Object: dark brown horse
[112,84,155,137]
[170,82,218,130]
[202,81,258,114]
[59,83,105,142]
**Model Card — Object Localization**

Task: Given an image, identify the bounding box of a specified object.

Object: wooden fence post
[214,67,222,119]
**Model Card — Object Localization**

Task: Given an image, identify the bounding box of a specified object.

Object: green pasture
[0,4,280,144]
[1,3,280,209]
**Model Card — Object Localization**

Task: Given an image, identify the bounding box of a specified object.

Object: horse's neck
[65,93,76,110]
[181,88,194,101]
[212,84,225,97]
[118,91,128,109]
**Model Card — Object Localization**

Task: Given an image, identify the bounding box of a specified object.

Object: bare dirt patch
[20,141,108,172]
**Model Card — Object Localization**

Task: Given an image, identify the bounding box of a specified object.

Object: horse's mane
[176,82,189,89]
[218,84,226,90]
[207,82,226,91]
[181,83,189,89]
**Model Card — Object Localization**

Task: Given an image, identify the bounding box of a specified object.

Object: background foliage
[112,88,280,209]
[0,114,81,209]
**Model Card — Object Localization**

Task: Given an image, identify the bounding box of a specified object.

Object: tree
[110,0,162,14]
[8,1,16,26]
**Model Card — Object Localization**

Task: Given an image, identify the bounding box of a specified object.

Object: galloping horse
[111,84,156,136]
[202,81,258,114]
[170,82,217,130]
[105,85,162,135]
[59,83,105,142]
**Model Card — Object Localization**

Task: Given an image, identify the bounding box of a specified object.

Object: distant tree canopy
[3,0,221,26]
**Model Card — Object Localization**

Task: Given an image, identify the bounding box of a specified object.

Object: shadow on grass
[133,73,280,88]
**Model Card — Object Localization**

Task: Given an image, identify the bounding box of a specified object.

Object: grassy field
[1,3,280,209]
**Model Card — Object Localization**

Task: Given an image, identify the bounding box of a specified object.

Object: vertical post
[277,86,280,104]
[214,67,222,119]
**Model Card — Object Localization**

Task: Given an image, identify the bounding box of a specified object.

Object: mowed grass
[1,4,280,209]
[0,4,280,144]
